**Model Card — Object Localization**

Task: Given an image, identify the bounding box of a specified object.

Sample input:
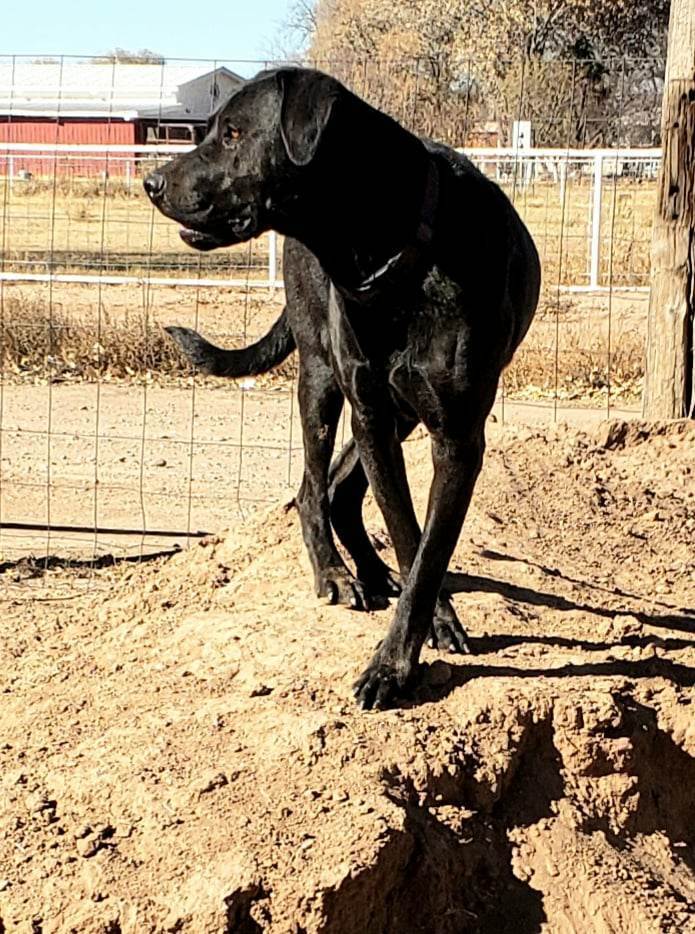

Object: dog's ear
[278,70,338,167]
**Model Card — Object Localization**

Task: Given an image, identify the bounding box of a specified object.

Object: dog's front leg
[328,289,459,700]
[353,429,485,709]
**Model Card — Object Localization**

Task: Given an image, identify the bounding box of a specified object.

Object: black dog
[145,68,540,709]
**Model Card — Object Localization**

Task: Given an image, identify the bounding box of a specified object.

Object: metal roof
[0,62,245,121]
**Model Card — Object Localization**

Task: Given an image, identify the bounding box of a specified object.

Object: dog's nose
[144,172,166,200]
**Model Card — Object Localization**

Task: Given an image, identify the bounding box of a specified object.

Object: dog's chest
[398,266,467,356]
[420,266,465,320]
[351,265,465,353]
[330,266,468,382]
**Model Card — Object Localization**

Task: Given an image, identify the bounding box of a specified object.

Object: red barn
[0,61,245,178]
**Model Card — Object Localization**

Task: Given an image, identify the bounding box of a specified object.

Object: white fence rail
[0,143,661,293]
[463,147,660,292]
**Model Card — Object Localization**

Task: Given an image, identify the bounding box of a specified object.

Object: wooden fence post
[643,0,695,419]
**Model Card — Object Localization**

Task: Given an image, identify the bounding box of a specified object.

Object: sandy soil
[1,418,694,932]
[0,378,640,560]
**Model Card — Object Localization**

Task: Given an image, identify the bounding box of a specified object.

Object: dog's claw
[352,652,417,710]
[427,597,472,654]
[322,580,338,606]
[353,667,402,709]
[318,568,371,611]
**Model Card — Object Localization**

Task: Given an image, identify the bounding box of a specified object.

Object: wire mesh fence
[0,54,665,561]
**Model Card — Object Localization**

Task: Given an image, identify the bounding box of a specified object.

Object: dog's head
[144,68,340,251]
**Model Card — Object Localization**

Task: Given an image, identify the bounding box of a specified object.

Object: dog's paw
[318,568,371,611]
[427,597,471,654]
[362,566,401,600]
[352,654,417,710]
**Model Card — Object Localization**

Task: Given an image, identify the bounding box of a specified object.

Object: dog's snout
[144,172,166,200]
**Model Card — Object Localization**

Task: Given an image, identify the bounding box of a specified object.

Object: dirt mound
[1,422,694,932]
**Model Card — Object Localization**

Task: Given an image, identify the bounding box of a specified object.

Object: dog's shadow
[418,654,695,709]
[444,561,695,637]
[409,558,695,704]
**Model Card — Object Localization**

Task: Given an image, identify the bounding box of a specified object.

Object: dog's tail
[165,308,295,377]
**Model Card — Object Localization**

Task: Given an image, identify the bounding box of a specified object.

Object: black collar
[348,157,440,301]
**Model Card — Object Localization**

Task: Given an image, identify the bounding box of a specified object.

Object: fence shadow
[0,547,181,578]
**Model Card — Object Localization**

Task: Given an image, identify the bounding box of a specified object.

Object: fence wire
[0,54,665,562]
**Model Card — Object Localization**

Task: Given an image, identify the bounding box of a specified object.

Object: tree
[91,49,165,64]
[267,0,319,62]
[287,0,668,145]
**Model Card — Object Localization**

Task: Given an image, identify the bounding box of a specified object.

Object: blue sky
[2,0,298,71]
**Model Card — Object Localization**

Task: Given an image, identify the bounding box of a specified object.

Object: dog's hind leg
[327,424,415,601]
[295,359,373,610]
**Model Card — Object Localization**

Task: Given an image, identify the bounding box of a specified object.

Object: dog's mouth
[179,214,257,252]
[179,227,230,251]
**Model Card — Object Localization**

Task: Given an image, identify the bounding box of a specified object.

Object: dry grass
[1,288,645,402]
[504,290,645,402]
[0,175,654,400]
[506,178,655,288]
[0,293,191,380]
[0,177,654,287]
[0,180,272,268]
[505,331,644,402]
[0,293,297,384]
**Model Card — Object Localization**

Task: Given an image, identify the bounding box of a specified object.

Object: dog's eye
[222,125,242,147]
